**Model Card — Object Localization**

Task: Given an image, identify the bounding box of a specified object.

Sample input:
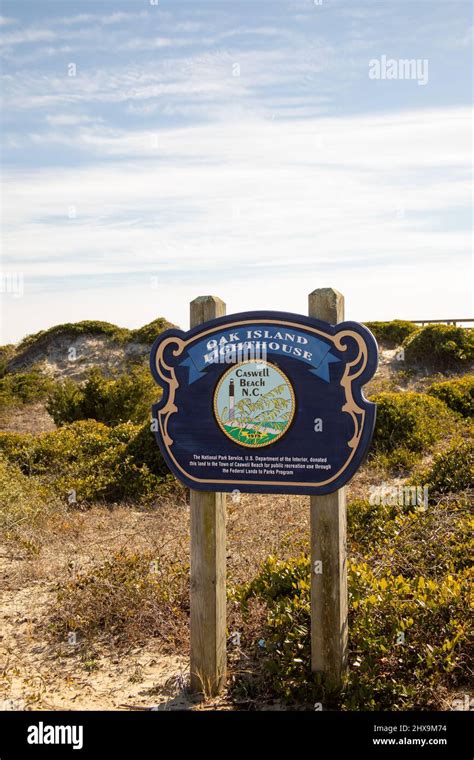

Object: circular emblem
[213,360,295,448]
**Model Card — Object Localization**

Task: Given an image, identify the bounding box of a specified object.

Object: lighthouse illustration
[228,379,235,421]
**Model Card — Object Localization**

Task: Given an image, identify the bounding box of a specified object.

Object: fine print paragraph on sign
[189,453,331,477]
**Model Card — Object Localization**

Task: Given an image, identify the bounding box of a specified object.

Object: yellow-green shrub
[236,557,471,707]
[364,320,418,347]
[0,345,16,378]
[421,439,473,496]
[349,499,472,576]
[233,500,472,709]
[0,456,61,532]
[370,391,454,455]
[428,376,474,418]
[403,325,474,371]
[46,367,159,426]
[130,317,175,344]
[17,321,131,352]
[0,369,54,410]
[0,419,170,504]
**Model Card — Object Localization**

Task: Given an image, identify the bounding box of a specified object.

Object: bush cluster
[46,367,159,426]
[370,391,454,456]
[403,325,474,371]
[0,456,61,532]
[130,318,174,344]
[428,376,474,418]
[0,419,171,504]
[17,321,131,353]
[0,345,15,378]
[364,320,418,347]
[14,317,174,357]
[421,438,473,496]
[234,499,473,709]
[0,369,54,411]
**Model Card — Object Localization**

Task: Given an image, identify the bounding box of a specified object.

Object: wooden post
[308,287,348,692]
[189,296,227,696]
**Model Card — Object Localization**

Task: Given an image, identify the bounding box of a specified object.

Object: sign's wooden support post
[189,296,227,696]
[308,288,348,692]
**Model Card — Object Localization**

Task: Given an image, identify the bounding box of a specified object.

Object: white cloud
[11,107,471,170]
[56,10,151,26]
[0,27,56,46]
[45,113,102,127]
[443,24,474,49]
[2,109,470,291]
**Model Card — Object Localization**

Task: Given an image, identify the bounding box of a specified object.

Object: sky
[0,0,472,344]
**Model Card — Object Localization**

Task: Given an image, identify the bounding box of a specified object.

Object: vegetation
[421,438,473,496]
[232,498,473,709]
[16,317,175,352]
[50,550,189,650]
[46,367,158,426]
[370,391,455,456]
[0,369,54,411]
[17,320,132,351]
[4,317,176,375]
[0,314,472,710]
[130,317,175,344]
[0,456,62,532]
[428,376,474,418]
[364,320,418,347]
[403,325,474,371]
[0,419,171,504]
[0,344,15,378]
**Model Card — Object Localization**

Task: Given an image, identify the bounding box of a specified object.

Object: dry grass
[0,402,55,434]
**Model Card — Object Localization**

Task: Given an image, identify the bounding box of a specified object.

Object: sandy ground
[0,548,199,711]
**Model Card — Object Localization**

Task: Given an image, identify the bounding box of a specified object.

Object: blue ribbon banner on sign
[180,326,340,384]
[150,311,378,496]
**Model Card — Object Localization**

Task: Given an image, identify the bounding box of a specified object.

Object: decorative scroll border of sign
[151,312,376,491]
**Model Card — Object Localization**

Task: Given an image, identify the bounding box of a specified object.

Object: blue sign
[150,311,378,495]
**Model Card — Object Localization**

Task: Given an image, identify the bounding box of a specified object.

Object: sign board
[150,311,378,495]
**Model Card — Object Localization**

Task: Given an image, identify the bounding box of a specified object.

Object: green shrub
[428,376,474,418]
[46,367,159,426]
[370,391,454,456]
[0,456,61,532]
[403,325,474,371]
[235,506,473,709]
[348,498,397,547]
[346,562,471,709]
[131,318,175,344]
[0,419,170,504]
[349,499,472,576]
[364,320,418,348]
[17,316,175,355]
[50,550,189,648]
[17,321,131,352]
[372,447,420,474]
[421,439,473,496]
[0,345,15,378]
[0,369,54,410]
